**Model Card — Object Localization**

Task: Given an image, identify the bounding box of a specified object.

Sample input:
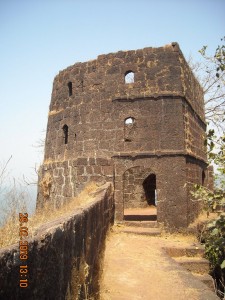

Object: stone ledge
[0,183,114,300]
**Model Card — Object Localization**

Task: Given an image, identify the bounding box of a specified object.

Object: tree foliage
[190,37,225,130]
[0,157,29,227]
[191,37,225,298]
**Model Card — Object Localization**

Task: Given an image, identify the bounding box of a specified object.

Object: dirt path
[100,226,218,300]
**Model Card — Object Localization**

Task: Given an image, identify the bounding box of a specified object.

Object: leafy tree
[191,37,225,298]
[189,37,225,130]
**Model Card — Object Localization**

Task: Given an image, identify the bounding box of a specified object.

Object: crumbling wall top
[50,43,204,121]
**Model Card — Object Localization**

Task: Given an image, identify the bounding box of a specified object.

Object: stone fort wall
[0,184,114,299]
[44,42,205,162]
[37,43,209,228]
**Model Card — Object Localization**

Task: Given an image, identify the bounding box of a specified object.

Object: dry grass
[161,211,225,245]
[161,231,198,245]
[191,211,223,225]
[0,182,99,249]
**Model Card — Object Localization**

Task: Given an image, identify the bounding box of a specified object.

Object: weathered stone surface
[0,183,114,300]
[37,43,211,229]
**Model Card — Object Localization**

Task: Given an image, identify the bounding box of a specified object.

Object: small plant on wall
[39,172,52,200]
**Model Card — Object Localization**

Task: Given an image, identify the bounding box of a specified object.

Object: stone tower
[37,43,209,229]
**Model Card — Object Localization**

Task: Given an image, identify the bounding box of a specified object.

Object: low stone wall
[0,183,114,300]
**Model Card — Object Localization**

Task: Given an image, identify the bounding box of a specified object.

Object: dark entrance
[143,174,156,206]
[123,169,157,221]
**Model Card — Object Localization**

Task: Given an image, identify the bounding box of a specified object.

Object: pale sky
[0,0,224,209]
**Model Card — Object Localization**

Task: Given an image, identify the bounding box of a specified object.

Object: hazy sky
[0,0,224,197]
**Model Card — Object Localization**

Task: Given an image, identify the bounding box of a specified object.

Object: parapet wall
[0,183,114,300]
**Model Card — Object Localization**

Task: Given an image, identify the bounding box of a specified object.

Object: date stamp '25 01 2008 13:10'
[19,213,29,288]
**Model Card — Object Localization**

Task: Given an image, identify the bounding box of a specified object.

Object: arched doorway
[143,174,157,206]
[123,167,157,221]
